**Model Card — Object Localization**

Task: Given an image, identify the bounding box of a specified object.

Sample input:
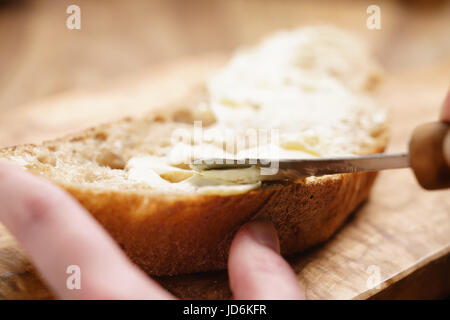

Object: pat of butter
[126,156,261,195]
[126,156,193,186]
[179,175,261,195]
[198,166,261,184]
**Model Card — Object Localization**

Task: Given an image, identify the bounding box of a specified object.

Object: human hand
[0,161,305,300]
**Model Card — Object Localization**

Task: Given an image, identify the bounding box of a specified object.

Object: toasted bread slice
[0,26,388,275]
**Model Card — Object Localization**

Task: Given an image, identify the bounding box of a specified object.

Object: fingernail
[246,220,280,253]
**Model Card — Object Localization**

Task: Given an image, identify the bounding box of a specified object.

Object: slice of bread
[0,26,388,276]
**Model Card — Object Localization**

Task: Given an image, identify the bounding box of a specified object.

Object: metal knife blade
[190,152,410,177]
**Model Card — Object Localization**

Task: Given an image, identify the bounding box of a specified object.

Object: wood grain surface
[0,0,449,299]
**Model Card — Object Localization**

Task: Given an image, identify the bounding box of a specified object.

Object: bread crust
[57,170,378,275]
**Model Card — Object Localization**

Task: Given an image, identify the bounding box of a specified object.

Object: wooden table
[0,0,449,299]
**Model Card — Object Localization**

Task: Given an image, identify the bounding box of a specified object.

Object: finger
[440,90,450,122]
[0,161,173,300]
[228,220,305,300]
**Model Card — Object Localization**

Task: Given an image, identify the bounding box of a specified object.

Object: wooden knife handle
[409,121,450,190]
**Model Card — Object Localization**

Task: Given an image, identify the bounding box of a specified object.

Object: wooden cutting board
[0,54,449,300]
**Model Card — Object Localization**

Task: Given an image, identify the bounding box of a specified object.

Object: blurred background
[0,0,449,147]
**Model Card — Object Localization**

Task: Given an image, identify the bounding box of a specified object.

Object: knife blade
[190,121,450,190]
[191,152,409,177]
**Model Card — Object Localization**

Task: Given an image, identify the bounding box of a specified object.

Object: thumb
[227,220,305,300]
